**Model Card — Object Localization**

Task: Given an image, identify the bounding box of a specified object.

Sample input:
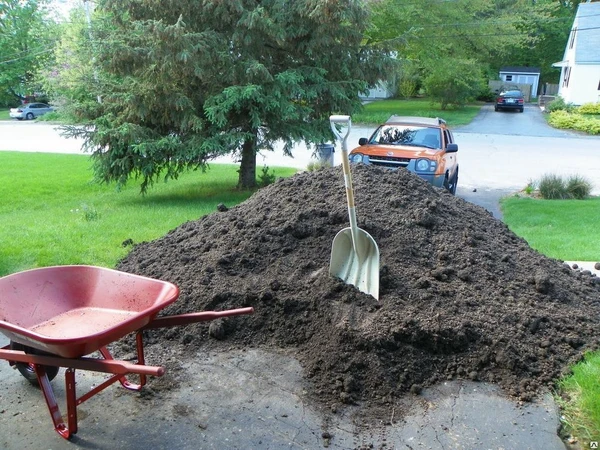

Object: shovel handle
[330,115,352,143]
[329,115,359,247]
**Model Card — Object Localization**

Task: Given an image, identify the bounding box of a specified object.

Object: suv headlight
[416,158,437,172]
[349,153,364,164]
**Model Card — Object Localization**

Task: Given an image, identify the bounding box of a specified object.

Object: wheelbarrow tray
[0,265,179,359]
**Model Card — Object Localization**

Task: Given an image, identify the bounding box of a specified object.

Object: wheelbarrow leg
[97,333,147,392]
[35,365,77,439]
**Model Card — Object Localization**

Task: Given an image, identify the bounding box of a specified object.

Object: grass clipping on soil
[117,165,600,412]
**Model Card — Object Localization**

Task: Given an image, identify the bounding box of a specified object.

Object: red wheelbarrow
[0,265,253,440]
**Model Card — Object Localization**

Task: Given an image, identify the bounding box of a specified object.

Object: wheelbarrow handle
[0,347,164,376]
[143,307,254,329]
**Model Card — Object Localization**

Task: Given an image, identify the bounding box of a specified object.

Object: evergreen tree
[64,0,392,191]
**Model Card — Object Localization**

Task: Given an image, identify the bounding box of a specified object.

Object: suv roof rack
[386,116,446,126]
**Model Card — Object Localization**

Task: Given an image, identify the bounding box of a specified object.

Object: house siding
[562,65,600,105]
[555,2,600,105]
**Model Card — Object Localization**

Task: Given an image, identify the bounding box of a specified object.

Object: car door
[29,103,43,117]
[443,129,457,177]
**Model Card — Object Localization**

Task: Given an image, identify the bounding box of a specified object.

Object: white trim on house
[553,2,600,105]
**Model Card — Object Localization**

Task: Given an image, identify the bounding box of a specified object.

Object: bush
[537,174,593,199]
[548,110,600,135]
[566,175,593,199]
[257,165,276,187]
[577,103,600,115]
[398,78,418,100]
[538,174,567,199]
[476,87,496,102]
[422,58,483,109]
[545,96,575,113]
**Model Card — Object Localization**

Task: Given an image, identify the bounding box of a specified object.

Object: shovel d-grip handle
[329,115,360,252]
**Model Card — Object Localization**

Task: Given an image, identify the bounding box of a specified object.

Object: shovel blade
[329,227,380,300]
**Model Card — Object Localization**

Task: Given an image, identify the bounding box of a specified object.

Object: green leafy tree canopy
[0,0,57,105]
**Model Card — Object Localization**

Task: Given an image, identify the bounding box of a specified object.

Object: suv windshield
[369,125,441,149]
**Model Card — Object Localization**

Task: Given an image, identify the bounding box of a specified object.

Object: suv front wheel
[444,169,458,195]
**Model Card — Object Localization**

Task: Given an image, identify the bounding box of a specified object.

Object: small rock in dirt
[339,392,353,404]
[208,319,226,340]
[217,203,228,212]
[595,262,600,270]
[534,273,553,294]
[409,384,422,395]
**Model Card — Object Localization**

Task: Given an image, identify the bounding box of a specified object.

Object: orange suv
[349,116,459,194]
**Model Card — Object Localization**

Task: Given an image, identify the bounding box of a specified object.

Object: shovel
[329,115,380,300]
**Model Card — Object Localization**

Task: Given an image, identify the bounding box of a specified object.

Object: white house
[552,1,600,105]
[498,66,541,97]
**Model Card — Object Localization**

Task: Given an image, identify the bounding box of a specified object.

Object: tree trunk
[238,134,257,189]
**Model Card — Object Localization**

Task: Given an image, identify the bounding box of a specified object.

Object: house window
[563,67,571,88]
[569,27,577,49]
[505,75,513,81]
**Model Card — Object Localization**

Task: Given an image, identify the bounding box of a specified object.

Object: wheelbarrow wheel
[9,342,59,385]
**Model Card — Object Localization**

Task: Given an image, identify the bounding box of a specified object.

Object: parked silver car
[9,103,54,120]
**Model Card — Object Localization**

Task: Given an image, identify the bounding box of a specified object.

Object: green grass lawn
[0,110,11,120]
[353,98,483,126]
[501,196,600,261]
[556,351,600,444]
[0,151,297,276]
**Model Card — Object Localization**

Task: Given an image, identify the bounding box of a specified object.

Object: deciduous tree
[0,0,57,105]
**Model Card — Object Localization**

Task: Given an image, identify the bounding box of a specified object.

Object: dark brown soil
[116,165,600,419]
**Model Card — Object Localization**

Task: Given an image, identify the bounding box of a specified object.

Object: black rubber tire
[519,108,524,113]
[25,112,34,120]
[494,106,499,112]
[10,342,59,385]
[444,169,458,195]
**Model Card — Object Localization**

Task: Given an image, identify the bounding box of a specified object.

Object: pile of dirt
[116,165,600,417]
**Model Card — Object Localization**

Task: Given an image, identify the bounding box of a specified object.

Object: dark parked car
[495,90,524,113]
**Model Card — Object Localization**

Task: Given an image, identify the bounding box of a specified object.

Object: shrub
[538,174,567,199]
[422,58,483,109]
[548,110,600,135]
[537,174,594,199]
[398,78,418,100]
[307,161,329,172]
[566,175,593,199]
[523,179,537,195]
[545,96,575,113]
[577,103,600,115]
[257,165,276,187]
[476,87,496,102]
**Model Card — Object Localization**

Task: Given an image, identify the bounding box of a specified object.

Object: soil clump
[116,165,600,419]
